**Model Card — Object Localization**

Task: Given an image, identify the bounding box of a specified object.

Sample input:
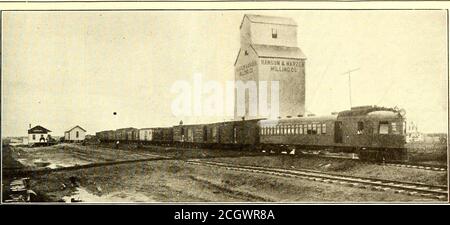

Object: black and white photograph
[1,4,448,204]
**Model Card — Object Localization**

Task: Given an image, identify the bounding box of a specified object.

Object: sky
[1,10,448,136]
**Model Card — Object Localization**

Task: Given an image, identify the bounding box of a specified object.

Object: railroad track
[186,159,449,201]
[384,162,447,171]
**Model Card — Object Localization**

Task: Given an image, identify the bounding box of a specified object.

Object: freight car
[95,105,407,161]
[151,127,173,145]
[139,128,154,143]
[172,119,260,149]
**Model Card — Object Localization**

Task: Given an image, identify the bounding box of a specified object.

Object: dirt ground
[2,143,447,203]
[5,143,164,170]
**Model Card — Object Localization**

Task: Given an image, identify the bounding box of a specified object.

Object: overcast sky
[2,10,447,136]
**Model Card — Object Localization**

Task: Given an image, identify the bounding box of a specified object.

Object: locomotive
[96,105,407,162]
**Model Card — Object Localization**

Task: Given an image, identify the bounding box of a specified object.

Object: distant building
[405,121,423,143]
[423,133,447,144]
[28,125,51,146]
[64,125,86,142]
[234,14,306,120]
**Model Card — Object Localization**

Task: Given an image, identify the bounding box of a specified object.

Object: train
[96,105,408,162]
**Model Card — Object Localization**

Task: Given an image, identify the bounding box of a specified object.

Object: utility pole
[341,68,360,108]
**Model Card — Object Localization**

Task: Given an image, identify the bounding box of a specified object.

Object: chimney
[29,124,31,129]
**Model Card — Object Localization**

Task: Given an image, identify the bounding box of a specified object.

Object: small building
[28,125,51,146]
[64,125,86,142]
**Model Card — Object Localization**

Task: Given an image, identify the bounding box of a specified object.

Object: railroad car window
[322,124,327,134]
[391,122,398,134]
[213,127,217,138]
[284,126,288,135]
[379,122,389,134]
[307,124,311,134]
[357,121,364,135]
[294,125,298,135]
[272,28,277,38]
[317,125,321,135]
[312,124,317,135]
[299,125,303,134]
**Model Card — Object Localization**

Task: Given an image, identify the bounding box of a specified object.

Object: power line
[340,68,360,108]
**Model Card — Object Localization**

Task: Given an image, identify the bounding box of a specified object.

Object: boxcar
[139,128,154,142]
[173,125,183,143]
[216,119,261,149]
[152,127,173,145]
[106,130,116,142]
[234,119,261,148]
[174,123,221,148]
[183,124,205,147]
[95,131,107,142]
[116,128,137,142]
[204,123,221,147]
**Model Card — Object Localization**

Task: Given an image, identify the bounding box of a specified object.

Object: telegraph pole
[341,68,360,108]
